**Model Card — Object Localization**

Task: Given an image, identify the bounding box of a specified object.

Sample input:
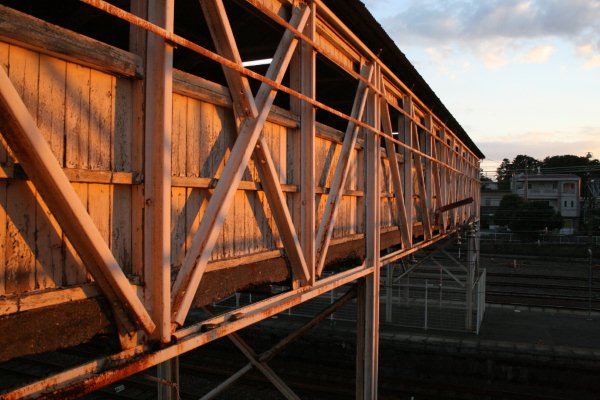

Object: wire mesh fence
[480,231,600,245]
[214,259,486,334]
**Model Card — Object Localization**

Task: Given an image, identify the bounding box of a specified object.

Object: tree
[542,154,600,193]
[495,194,525,226]
[496,154,541,190]
[494,194,563,239]
[510,201,563,239]
[496,158,512,189]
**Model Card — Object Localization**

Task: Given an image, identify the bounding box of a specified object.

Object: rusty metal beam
[170,4,311,327]
[380,86,410,248]
[199,285,357,400]
[144,0,174,344]
[315,63,374,276]
[1,264,372,400]
[356,63,381,400]
[199,0,310,284]
[79,0,479,180]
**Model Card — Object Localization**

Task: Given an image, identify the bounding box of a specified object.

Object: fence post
[386,264,393,323]
[465,226,476,331]
[588,248,593,320]
[424,279,428,330]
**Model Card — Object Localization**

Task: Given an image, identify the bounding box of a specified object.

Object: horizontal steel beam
[2,263,371,399]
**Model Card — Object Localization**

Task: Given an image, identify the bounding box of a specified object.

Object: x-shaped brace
[171,2,311,327]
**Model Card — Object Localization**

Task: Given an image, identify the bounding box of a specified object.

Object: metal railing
[380,267,486,333]
[480,232,600,245]
[215,265,487,334]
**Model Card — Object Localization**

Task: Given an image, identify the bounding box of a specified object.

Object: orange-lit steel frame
[0,0,481,398]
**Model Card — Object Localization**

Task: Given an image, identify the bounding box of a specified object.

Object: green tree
[541,154,600,193]
[494,195,563,239]
[496,155,541,190]
[510,201,563,239]
[495,194,525,226]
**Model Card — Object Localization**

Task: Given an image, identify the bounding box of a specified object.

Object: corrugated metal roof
[322,0,485,159]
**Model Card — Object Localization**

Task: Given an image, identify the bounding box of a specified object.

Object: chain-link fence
[215,256,486,334]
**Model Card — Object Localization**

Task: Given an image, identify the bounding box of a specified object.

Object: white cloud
[576,43,600,69]
[379,0,600,69]
[520,45,555,63]
[583,55,600,70]
[476,40,510,69]
[477,128,600,162]
[577,44,594,56]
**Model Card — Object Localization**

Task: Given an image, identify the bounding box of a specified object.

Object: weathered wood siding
[0,41,134,298]
[0,5,479,318]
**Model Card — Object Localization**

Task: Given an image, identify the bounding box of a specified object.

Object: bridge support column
[465,226,478,331]
[157,357,179,400]
[356,62,381,400]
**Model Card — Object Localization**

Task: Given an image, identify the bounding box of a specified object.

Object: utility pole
[524,160,529,201]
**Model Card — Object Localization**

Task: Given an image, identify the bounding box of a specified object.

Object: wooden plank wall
[0,34,479,309]
[0,41,134,297]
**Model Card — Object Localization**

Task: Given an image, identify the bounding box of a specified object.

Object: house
[480,188,512,229]
[511,173,581,232]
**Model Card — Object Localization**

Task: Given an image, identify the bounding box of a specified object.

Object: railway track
[2,334,588,400]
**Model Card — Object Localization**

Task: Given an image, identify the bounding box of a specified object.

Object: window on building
[571,201,574,207]
[528,183,532,189]
[517,183,523,190]
[563,182,575,194]
[552,183,557,190]
[564,200,567,207]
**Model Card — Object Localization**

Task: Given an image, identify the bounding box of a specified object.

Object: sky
[362,0,600,178]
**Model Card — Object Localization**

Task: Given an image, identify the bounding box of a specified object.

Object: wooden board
[63,183,89,285]
[5,181,36,293]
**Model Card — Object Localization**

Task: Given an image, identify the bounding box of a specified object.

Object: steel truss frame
[0,0,481,398]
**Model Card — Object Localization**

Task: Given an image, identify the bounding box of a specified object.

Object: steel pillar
[465,227,477,330]
[157,357,179,400]
[356,63,380,400]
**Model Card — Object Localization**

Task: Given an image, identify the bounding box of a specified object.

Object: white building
[511,173,581,231]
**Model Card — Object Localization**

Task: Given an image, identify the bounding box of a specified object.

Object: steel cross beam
[199,0,310,283]
[411,121,433,240]
[228,332,300,400]
[199,286,357,400]
[0,65,155,336]
[315,62,375,276]
[2,263,372,400]
[380,85,411,249]
[202,306,299,400]
[171,5,311,327]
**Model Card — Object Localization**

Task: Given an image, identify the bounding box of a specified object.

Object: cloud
[577,44,600,69]
[476,128,600,161]
[379,0,600,69]
[583,55,600,69]
[520,45,555,63]
[382,0,600,43]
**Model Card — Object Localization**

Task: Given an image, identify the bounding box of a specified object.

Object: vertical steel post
[588,248,593,320]
[465,227,476,331]
[356,62,380,400]
[144,0,175,395]
[296,0,316,286]
[424,279,428,330]
[144,0,174,342]
[385,264,393,323]
[157,357,179,400]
